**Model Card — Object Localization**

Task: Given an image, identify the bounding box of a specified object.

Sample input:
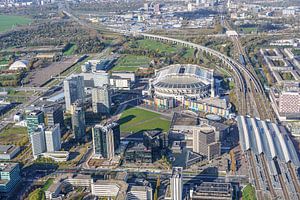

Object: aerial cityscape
[0,0,299,199]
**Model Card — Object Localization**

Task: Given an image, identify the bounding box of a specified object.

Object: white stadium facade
[149,64,216,101]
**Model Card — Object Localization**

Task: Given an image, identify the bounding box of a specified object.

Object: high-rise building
[30,125,46,158]
[64,75,85,112]
[92,122,120,159]
[170,167,183,200]
[71,100,86,141]
[26,110,44,135]
[45,124,61,152]
[0,163,21,193]
[193,125,221,160]
[44,103,64,128]
[92,85,111,114]
[127,186,153,200]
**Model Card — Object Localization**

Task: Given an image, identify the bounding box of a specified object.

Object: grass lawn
[242,184,257,200]
[183,48,195,58]
[0,126,28,146]
[119,107,170,134]
[63,44,77,56]
[136,39,177,54]
[112,55,150,72]
[42,178,54,191]
[0,15,32,32]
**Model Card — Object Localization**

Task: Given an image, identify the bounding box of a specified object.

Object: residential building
[26,110,44,135]
[30,125,46,158]
[71,100,86,141]
[0,163,21,193]
[92,85,111,114]
[170,167,183,200]
[64,75,85,112]
[45,124,61,152]
[0,145,20,160]
[92,122,120,159]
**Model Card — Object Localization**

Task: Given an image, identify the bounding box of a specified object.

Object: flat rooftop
[0,145,17,154]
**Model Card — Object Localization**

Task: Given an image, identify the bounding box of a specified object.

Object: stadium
[149,64,215,100]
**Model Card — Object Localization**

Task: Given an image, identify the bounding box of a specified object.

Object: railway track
[260,154,277,199]
[248,151,263,200]
[287,162,300,199]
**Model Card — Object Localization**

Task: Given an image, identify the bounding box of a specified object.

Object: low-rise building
[0,145,20,160]
[189,182,233,200]
[91,179,128,200]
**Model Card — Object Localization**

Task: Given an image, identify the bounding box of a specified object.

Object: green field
[242,184,257,200]
[134,39,194,58]
[0,15,32,32]
[119,107,171,134]
[63,44,77,56]
[113,55,150,72]
[137,39,178,54]
[0,126,28,146]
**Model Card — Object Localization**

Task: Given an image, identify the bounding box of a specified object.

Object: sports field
[119,107,171,134]
[112,55,150,72]
[0,15,32,32]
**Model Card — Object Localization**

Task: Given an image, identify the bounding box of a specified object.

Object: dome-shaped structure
[9,60,29,70]
[151,64,215,100]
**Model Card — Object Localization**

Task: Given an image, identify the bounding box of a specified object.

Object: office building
[170,167,183,200]
[127,186,153,200]
[44,103,64,128]
[125,143,152,163]
[92,85,111,114]
[30,125,46,158]
[0,145,20,160]
[193,125,221,160]
[91,179,128,200]
[64,75,85,112]
[92,122,120,159]
[45,124,61,152]
[0,163,21,193]
[71,100,86,141]
[26,110,44,135]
